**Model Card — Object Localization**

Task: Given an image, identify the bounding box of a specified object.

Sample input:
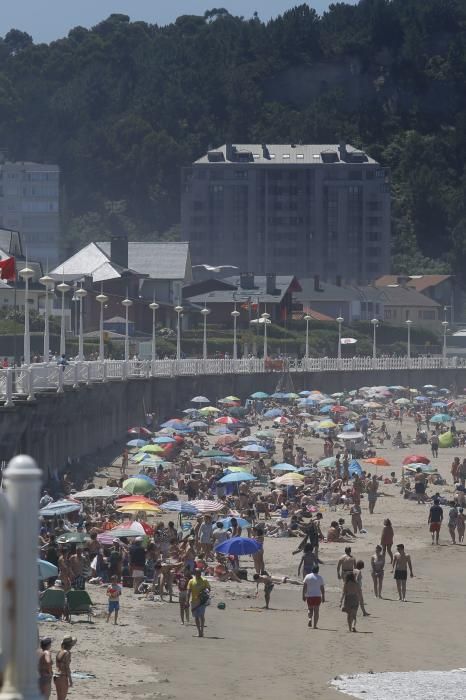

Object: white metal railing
[1,355,464,404]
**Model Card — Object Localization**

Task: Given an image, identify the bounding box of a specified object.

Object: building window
[234,170,248,179]
[368,231,380,241]
[348,170,362,180]
[419,310,436,320]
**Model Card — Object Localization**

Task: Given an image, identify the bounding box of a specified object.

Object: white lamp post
[75,286,87,360]
[121,296,133,362]
[442,320,448,363]
[371,318,379,360]
[175,305,183,360]
[19,265,34,365]
[149,300,159,362]
[405,319,413,360]
[96,286,108,361]
[39,274,54,362]
[201,305,210,360]
[336,316,344,360]
[57,279,70,357]
[261,311,270,359]
[304,314,311,360]
[231,305,240,359]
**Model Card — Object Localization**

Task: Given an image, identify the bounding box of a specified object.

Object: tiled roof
[374,275,451,291]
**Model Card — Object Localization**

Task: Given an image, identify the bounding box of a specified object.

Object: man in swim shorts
[392,544,413,602]
[302,565,325,629]
[428,498,443,545]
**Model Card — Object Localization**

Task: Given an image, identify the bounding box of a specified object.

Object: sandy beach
[39,409,466,700]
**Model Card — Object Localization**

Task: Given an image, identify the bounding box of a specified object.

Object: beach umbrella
[271,392,288,399]
[317,457,337,468]
[126,439,148,448]
[272,473,305,486]
[198,449,226,458]
[127,427,152,437]
[273,416,290,425]
[38,559,59,581]
[286,392,300,400]
[394,398,410,405]
[439,431,453,448]
[319,397,335,405]
[298,412,312,417]
[138,444,164,454]
[217,516,251,529]
[222,395,241,402]
[350,399,365,406]
[264,408,283,418]
[423,384,437,389]
[405,464,438,474]
[191,395,210,403]
[215,416,239,424]
[215,537,261,556]
[430,414,451,423]
[218,472,255,484]
[152,436,176,444]
[255,430,275,439]
[364,457,391,466]
[223,464,250,471]
[319,405,332,414]
[318,420,336,429]
[337,431,364,440]
[299,391,311,396]
[229,407,248,417]
[199,406,221,414]
[331,405,347,413]
[189,421,210,430]
[239,444,268,453]
[364,401,383,409]
[161,501,199,514]
[103,521,148,540]
[432,402,447,408]
[299,397,317,406]
[187,499,224,513]
[331,392,345,398]
[215,434,238,446]
[122,477,154,495]
[439,388,450,394]
[415,396,429,402]
[56,532,90,545]
[73,487,127,499]
[250,391,269,399]
[39,500,81,517]
[402,455,430,465]
[116,502,162,514]
[182,408,199,415]
[272,463,298,472]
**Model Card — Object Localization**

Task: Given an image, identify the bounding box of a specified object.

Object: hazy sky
[0,1,357,43]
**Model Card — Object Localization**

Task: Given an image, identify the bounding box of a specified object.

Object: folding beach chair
[66,590,94,623]
[39,588,67,620]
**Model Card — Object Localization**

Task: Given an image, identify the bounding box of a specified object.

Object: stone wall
[1,367,465,470]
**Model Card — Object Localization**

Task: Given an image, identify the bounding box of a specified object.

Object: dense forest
[1,1,466,279]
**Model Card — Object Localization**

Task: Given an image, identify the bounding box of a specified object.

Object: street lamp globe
[149,301,159,312]
[175,305,183,314]
[336,316,344,324]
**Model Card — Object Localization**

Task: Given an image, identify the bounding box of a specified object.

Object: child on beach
[175,566,192,624]
[106,575,122,625]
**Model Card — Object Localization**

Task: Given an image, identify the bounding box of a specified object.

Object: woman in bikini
[54,636,75,700]
[380,518,394,564]
[371,545,385,598]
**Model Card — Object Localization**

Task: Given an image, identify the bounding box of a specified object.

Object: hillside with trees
[1,1,466,279]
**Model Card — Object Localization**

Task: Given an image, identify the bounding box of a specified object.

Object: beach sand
[39,411,466,700]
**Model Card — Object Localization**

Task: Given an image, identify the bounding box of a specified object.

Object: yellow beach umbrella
[273,473,305,486]
[199,406,221,414]
[318,420,337,429]
[116,503,162,514]
[138,444,164,454]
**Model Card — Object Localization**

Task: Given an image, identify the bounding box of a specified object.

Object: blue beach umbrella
[215,536,261,556]
[161,501,199,514]
[348,459,362,477]
[126,439,148,448]
[250,391,269,399]
[239,444,268,453]
[218,472,255,484]
[430,414,451,423]
[38,559,59,580]
[39,500,81,517]
[264,408,283,418]
[272,463,298,472]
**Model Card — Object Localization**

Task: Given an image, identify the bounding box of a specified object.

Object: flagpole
[13,269,17,367]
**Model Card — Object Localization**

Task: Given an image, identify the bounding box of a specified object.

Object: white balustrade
[0,355,464,403]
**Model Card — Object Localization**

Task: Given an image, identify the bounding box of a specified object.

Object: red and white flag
[0,256,16,281]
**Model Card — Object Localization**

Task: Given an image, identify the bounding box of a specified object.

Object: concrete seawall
[1,368,465,469]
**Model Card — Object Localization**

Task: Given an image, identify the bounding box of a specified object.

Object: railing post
[102,361,108,383]
[0,455,42,700]
[4,369,13,408]
[86,362,91,386]
[122,360,127,381]
[57,367,64,394]
[27,368,35,402]
[73,362,79,389]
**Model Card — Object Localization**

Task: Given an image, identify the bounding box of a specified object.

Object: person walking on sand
[106,575,122,625]
[371,545,385,598]
[457,507,465,543]
[366,475,379,514]
[448,502,458,544]
[53,636,76,700]
[302,565,325,629]
[187,568,211,638]
[380,518,394,563]
[428,498,443,545]
[175,566,192,625]
[392,544,413,602]
[337,546,356,582]
[340,572,363,632]
[353,560,370,616]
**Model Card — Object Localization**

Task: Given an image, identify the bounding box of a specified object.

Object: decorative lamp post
[201,305,210,360]
[442,320,448,363]
[75,286,87,361]
[39,274,54,362]
[231,305,240,360]
[149,300,159,362]
[121,296,133,362]
[56,279,70,357]
[261,311,270,360]
[405,319,413,360]
[175,305,183,360]
[336,316,344,360]
[19,266,34,365]
[96,286,108,361]
[304,314,311,360]
[371,318,379,360]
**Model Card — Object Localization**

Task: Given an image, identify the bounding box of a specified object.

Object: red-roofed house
[374,275,462,321]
